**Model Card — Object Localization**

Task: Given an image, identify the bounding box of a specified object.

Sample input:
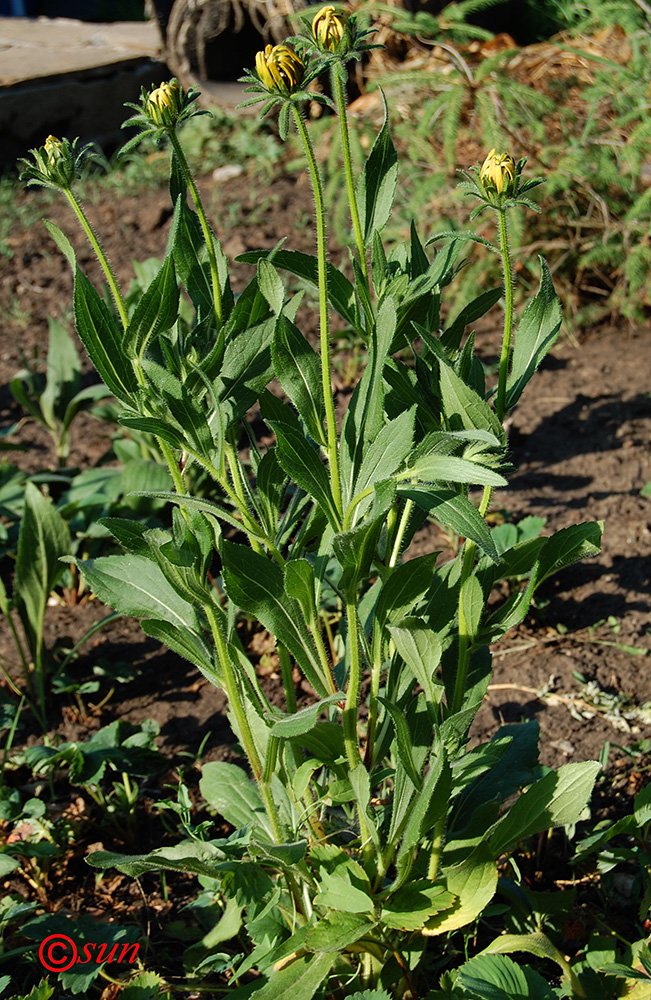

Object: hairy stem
[332,67,368,285]
[64,188,129,330]
[205,602,284,842]
[291,105,342,522]
[495,206,514,423]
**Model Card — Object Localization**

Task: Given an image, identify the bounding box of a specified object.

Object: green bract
[28,26,604,998]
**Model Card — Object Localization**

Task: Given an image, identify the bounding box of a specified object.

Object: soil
[1,163,650,984]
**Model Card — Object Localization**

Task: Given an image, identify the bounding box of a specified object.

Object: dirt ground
[1,167,650,814]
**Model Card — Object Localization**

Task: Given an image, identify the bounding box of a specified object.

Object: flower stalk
[291,104,343,521]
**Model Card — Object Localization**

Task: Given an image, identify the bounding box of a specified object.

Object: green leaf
[0,855,20,877]
[388,620,444,706]
[353,407,415,497]
[535,521,603,587]
[86,840,224,879]
[441,287,503,353]
[341,297,397,501]
[480,932,582,997]
[408,454,507,488]
[305,912,375,954]
[124,254,179,360]
[262,395,339,529]
[257,258,285,316]
[381,881,454,932]
[505,258,562,411]
[221,540,330,696]
[284,558,317,627]
[76,553,200,632]
[15,483,71,655]
[488,761,601,857]
[251,953,333,1000]
[401,487,498,562]
[356,89,398,243]
[272,318,326,446]
[238,249,356,327]
[74,268,137,404]
[44,219,76,269]
[460,573,484,646]
[140,619,216,680]
[457,952,557,1000]
[313,870,374,913]
[266,693,344,739]
[423,843,497,936]
[374,552,439,629]
[439,362,504,439]
[378,694,424,788]
[40,317,81,430]
[200,762,270,834]
[395,738,450,860]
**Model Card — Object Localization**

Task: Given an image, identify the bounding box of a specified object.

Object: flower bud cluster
[19,135,94,192]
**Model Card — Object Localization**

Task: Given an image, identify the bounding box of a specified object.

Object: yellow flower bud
[146,79,181,127]
[44,135,64,166]
[480,148,516,197]
[255,44,304,94]
[312,5,348,53]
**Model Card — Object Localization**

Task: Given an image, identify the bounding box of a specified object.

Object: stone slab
[0,16,161,86]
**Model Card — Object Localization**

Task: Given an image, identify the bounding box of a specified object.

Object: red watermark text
[38,934,140,973]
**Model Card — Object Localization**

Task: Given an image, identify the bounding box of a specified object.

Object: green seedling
[10,317,109,466]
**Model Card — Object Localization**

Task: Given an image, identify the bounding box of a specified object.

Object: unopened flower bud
[312,6,349,53]
[44,135,64,167]
[255,44,304,94]
[146,79,181,127]
[480,148,516,198]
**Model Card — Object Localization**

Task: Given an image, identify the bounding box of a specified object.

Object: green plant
[21,719,165,843]
[17,13,606,996]
[10,317,109,466]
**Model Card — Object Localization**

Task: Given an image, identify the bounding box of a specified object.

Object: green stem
[169,133,223,331]
[495,206,514,423]
[64,187,129,330]
[291,105,342,522]
[388,499,413,569]
[451,484,493,715]
[343,595,374,858]
[332,67,368,286]
[278,644,297,714]
[427,816,446,881]
[205,602,284,842]
[225,442,264,556]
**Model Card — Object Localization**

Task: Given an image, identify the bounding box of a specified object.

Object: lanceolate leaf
[535,521,603,587]
[237,249,357,327]
[408,454,507,488]
[356,89,399,243]
[488,761,601,858]
[272,318,326,446]
[505,257,562,411]
[199,761,270,834]
[76,553,201,632]
[124,254,179,360]
[74,269,137,404]
[15,483,71,653]
[401,486,498,562]
[439,362,504,439]
[251,952,333,1000]
[221,540,330,696]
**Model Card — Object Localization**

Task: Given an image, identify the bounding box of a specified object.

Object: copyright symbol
[39,934,78,972]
